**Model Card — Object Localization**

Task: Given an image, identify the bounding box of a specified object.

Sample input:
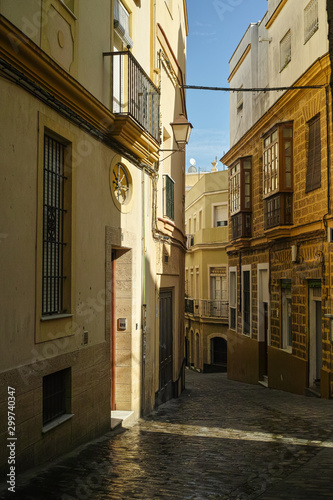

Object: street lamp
[170,113,193,150]
[160,113,193,153]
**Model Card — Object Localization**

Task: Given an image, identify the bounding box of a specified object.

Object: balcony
[109,50,160,143]
[185,299,229,321]
[264,193,293,230]
[186,227,228,249]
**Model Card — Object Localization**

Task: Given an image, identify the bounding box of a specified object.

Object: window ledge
[264,226,292,239]
[42,413,74,434]
[230,238,251,250]
[41,313,73,322]
[158,217,175,227]
[58,0,77,20]
[281,347,292,354]
[280,62,291,72]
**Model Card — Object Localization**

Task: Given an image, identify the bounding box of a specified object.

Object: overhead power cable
[182,84,325,92]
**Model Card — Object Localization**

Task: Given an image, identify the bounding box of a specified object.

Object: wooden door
[158,290,173,405]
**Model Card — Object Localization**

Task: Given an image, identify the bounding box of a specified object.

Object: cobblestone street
[1,370,333,500]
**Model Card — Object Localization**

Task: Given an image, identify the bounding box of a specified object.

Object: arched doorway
[210,337,227,372]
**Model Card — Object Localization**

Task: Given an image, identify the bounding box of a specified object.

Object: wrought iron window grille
[42,135,67,316]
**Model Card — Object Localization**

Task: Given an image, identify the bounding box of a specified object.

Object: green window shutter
[164,175,174,219]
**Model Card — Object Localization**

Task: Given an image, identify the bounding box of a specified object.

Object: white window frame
[210,267,228,301]
[237,85,243,111]
[257,263,270,345]
[114,0,133,48]
[281,285,292,352]
[195,266,200,300]
[229,266,237,331]
[230,162,241,215]
[304,0,318,44]
[241,265,252,336]
[212,202,228,228]
[280,30,291,71]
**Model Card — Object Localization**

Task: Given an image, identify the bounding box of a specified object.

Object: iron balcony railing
[109,50,160,143]
[185,298,229,320]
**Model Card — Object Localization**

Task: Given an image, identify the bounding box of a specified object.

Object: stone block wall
[0,343,110,480]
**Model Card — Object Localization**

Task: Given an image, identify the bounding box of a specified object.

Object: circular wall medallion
[112,163,130,204]
[110,160,133,213]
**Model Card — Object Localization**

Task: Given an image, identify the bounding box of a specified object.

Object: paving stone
[1,371,333,499]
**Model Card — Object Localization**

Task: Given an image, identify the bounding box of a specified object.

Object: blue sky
[185,0,268,171]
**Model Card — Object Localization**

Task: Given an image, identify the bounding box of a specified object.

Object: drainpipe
[326,85,331,217]
[141,167,147,416]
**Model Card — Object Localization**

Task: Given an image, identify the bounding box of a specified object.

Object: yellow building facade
[223,0,333,399]
[184,168,229,372]
[0,0,189,477]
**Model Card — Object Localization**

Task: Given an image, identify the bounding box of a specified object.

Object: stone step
[111,410,135,430]
[258,379,268,388]
[258,375,268,388]
[304,387,321,398]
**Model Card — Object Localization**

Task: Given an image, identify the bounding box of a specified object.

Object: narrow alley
[1,370,333,500]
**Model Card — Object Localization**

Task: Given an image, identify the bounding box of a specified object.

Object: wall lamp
[159,113,193,156]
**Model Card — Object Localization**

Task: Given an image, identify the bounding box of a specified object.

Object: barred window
[306,114,321,192]
[304,0,318,43]
[43,135,68,316]
[163,174,174,220]
[43,368,71,426]
[280,30,291,71]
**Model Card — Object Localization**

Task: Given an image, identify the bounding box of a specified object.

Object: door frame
[157,288,174,405]
[308,283,322,388]
[257,264,270,379]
